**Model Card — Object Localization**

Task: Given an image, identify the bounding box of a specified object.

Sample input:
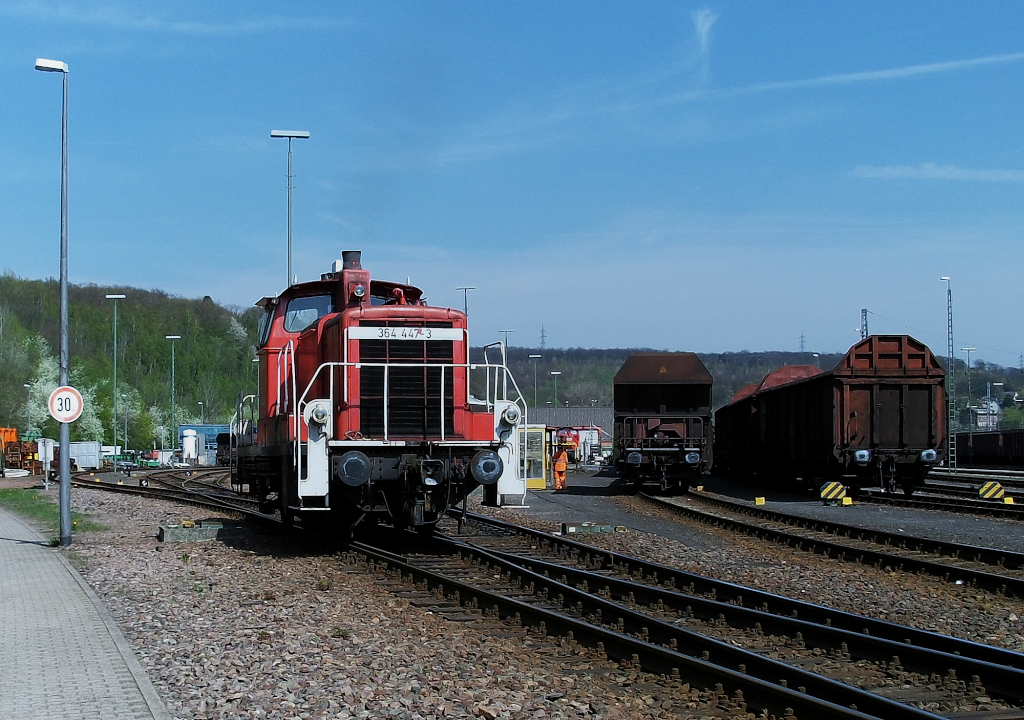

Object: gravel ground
[17,472,1024,720]
[59,486,735,720]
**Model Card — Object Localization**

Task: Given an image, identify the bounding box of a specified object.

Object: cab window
[256,307,274,347]
[283,294,334,332]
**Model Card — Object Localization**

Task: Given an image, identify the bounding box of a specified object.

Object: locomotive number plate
[349,327,464,341]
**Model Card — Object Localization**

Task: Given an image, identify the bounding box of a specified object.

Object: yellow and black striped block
[820,482,846,501]
[979,481,1005,499]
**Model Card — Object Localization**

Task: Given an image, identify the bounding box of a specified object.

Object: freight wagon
[714,335,945,495]
[955,429,1024,467]
[613,352,713,490]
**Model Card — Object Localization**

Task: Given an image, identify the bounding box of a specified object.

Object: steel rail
[861,489,1024,520]
[473,543,1024,705]
[640,492,1024,597]
[351,538,926,720]
[70,476,264,518]
[451,510,1024,670]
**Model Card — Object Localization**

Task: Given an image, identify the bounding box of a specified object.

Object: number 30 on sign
[48,386,84,423]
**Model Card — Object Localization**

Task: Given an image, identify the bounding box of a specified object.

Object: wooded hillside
[1,272,1020,447]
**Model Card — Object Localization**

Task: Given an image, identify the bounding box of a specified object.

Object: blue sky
[3,2,1024,363]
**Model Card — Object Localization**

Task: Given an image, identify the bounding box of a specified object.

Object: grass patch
[0,489,106,534]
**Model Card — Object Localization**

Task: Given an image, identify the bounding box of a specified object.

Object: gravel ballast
[38,475,1024,719]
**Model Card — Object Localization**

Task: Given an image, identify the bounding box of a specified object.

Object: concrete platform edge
[5,510,174,720]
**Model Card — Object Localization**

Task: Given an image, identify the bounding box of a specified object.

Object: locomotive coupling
[627,452,642,465]
[471,450,503,485]
[420,459,444,486]
[853,449,871,465]
[684,452,701,464]
[919,449,937,463]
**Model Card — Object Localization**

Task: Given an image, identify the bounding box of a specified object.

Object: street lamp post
[500,329,513,348]
[961,346,976,458]
[166,335,181,450]
[550,370,561,406]
[529,354,541,408]
[35,56,72,546]
[270,130,310,287]
[106,294,125,462]
[198,401,204,424]
[455,287,475,316]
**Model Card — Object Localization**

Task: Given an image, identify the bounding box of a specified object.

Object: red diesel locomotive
[232,251,525,536]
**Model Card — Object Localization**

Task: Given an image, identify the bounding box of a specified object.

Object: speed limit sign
[48,386,84,423]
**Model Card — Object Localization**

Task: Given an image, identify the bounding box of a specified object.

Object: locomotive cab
[234,250,526,536]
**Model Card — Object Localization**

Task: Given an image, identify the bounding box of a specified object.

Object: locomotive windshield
[284,294,334,332]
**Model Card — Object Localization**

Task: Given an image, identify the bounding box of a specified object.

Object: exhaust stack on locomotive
[232,251,527,535]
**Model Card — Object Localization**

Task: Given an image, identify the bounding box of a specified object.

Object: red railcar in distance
[714,335,945,495]
[232,251,525,536]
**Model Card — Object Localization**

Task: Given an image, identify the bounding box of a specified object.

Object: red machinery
[232,251,524,536]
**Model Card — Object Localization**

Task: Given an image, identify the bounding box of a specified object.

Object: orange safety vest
[553,451,568,471]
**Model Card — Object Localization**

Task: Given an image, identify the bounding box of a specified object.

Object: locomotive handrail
[292,358,528,483]
[273,340,296,419]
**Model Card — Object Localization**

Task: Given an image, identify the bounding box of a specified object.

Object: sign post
[48,386,83,543]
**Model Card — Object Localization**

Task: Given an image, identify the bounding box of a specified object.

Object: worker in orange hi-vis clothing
[552,448,569,490]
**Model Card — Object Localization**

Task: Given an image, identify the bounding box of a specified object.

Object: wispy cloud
[741,52,1024,94]
[663,51,1024,104]
[693,8,716,55]
[691,8,716,84]
[853,163,1024,182]
[1,2,341,35]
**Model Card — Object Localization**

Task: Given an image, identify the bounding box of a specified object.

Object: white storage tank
[182,429,199,462]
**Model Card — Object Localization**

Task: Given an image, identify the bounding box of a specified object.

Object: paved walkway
[0,506,172,720]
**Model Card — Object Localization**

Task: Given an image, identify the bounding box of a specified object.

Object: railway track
[860,488,1024,520]
[70,470,264,518]
[70,476,1024,717]
[346,512,1024,719]
[643,491,1024,598]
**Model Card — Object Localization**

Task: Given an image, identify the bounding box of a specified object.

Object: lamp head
[35,58,68,73]
[270,130,310,139]
[105,294,126,300]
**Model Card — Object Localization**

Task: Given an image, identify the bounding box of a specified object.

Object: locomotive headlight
[501,404,521,426]
[627,452,642,465]
[685,452,701,464]
[919,449,937,463]
[470,450,503,485]
[352,284,366,299]
[310,405,329,425]
[853,449,872,464]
